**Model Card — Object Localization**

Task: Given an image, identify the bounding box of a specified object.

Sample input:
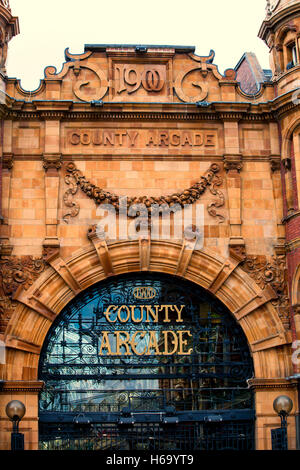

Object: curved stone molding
[292,263,300,305]
[2,240,290,383]
[174,67,209,103]
[73,64,109,102]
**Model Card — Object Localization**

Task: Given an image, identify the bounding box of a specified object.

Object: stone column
[0,120,13,254]
[42,120,62,255]
[223,120,245,257]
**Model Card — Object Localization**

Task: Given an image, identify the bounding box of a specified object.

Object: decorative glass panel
[39,273,254,414]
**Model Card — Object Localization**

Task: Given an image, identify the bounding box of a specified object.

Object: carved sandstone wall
[0,41,298,450]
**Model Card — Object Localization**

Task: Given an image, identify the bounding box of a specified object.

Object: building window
[286,42,298,70]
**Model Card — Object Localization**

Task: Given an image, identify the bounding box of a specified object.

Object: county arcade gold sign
[98,298,193,357]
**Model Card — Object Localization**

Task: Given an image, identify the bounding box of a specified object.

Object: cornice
[0,380,44,393]
[285,237,300,252]
[4,92,300,121]
[248,378,298,390]
[0,100,278,122]
[282,209,300,224]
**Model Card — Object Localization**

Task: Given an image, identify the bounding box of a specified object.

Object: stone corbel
[45,255,81,295]
[42,243,60,264]
[43,238,81,294]
[2,152,13,170]
[223,157,243,174]
[228,237,246,264]
[139,236,151,271]
[175,238,197,277]
[42,153,62,173]
[270,157,281,173]
[87,225,114,276]
[233,284,278,321]
[13,286,56,322]
[208,258,240,294]
[0,243,13,258]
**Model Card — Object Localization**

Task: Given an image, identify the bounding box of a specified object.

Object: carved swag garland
[63,162,225,223]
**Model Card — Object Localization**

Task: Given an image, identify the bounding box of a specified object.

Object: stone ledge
[0,380,44,392]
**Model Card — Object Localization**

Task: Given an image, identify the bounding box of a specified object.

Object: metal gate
[39,420,254,451]
[38,273,255,450]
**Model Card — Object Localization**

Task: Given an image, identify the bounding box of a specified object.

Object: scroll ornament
[0,255,47,298]
[63,162,225,223]
[0,255,47,333]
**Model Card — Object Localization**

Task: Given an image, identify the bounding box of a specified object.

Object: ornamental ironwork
[39,273,253,414]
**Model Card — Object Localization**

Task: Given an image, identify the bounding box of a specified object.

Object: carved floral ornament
[63,162,225,224]
[0,255,47,333]
[0,256,47,299]
[241,254,289,327]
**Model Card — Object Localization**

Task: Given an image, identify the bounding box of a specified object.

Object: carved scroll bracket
[2,152,13,171]
[240,254,289,329]
[43,153,62,173]
[0,255,48,334]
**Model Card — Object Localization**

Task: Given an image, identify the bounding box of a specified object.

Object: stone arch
[281,119,300,158]
[2,239,291,382]
[292,263,300,305]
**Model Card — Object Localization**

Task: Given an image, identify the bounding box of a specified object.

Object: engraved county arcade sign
[98,286,193,357]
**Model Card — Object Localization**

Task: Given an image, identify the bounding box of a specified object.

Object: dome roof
[0,0,10,11]
[266,0,300,17]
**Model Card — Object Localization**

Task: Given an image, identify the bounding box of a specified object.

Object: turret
[259,1,300,94]
[0,0,19,76]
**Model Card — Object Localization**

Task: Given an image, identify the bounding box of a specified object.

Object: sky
[7,0,270,91]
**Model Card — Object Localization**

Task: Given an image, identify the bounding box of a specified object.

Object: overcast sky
[7,0,270,91]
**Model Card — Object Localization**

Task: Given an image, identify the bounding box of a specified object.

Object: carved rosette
[63,162,225,223]
[241,254,290,328]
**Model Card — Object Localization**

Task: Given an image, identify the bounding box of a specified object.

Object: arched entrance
[38,272,255,450]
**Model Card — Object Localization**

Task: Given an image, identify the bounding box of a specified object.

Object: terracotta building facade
[0,0,300,451]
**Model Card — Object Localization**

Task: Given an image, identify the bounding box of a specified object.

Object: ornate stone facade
[0,0,299,452]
